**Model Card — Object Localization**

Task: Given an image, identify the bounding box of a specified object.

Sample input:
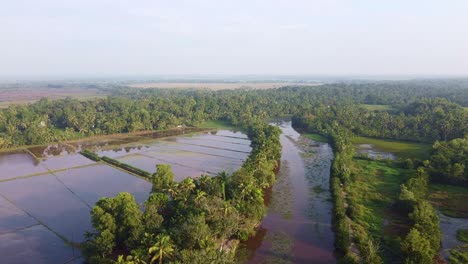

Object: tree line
[1,80,467,148]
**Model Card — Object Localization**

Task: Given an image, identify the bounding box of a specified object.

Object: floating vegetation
[264,231,294,264]
[312,185,325,194]
[269,161,294,219]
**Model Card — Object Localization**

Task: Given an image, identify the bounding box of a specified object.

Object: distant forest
[0,80,467,147]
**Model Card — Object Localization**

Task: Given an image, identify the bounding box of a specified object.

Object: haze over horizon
[1,0,468,79]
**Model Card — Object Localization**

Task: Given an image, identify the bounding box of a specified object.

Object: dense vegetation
[398,168,442,263]
[429,137,468,186]
[83,120,281,263]
[1,80,467,148]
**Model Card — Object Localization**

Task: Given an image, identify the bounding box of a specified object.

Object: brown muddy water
[0,129,250,264]
[238,121,335,264]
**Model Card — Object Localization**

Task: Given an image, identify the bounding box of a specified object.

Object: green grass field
[304,133,328,143]
[360,104,394,111]
[430,184,468,218]
[349,159,412,261]
[352,136,431,160]
[351,159,411,235]
[196,120,237,130]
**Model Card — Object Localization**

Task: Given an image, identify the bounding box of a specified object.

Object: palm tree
[194,190,207,205]
[148,234,174,264]
[217,171,229,200]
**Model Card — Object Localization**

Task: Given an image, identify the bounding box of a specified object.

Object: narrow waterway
[439,212,468,259]
[240,121,336,264]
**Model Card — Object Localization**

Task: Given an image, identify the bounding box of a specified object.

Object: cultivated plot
[0,151,49,181]
[0,174,91,243]
[0,195,37,234]
[55,164,152,207]
[0,225,77,264]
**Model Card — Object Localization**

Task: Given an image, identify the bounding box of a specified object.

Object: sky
[1,0,467,78]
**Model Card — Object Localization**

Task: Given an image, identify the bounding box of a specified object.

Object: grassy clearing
[464,107,468,112]
[457,229,468,243]
[360,104,394,111]
[349,159,412,261]
[196,120,236,130]
[352,136,431,160]
[304,133,328,143]
[350,159,411,236]
[429,184,468,218]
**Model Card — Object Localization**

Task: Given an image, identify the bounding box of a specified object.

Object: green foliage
[143,193,167,234]
[175,248,236,264]
[80,149,101,161]
[102,156,152,178]
[148,234,174,264]
[334,218,350,252]
[457,229,468,243]
[408,200,441,250]
[85,193,143,260]
[429,137,468,185]
[151,164,175,192]
[401,228,434,264]
[397,168,441,264]
[196,120,236,130]
[360,104,394,111]
[304,133,329,143]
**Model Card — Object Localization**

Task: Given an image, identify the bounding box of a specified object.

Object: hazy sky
[1,0,468,78]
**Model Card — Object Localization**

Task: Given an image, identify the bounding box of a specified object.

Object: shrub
[80,149,101,161]
[101,156,151,178]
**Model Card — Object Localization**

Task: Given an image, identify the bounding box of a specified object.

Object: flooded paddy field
[239,121,335,264]
[0,128,250,263]
[0,150,49,181]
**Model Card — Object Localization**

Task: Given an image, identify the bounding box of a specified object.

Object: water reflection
[356,144,397,160]
[241,120,336,264]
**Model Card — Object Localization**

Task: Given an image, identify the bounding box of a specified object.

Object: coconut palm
[148,234,174,264]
